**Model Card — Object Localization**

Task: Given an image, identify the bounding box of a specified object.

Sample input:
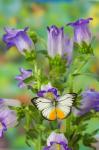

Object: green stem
[69,74,74,93]
[34,61,41,90]
[34,62,42,150]
[66,115,76,148]
[38,134,41,150]
[25,106,31,130]
[66,116,71,139]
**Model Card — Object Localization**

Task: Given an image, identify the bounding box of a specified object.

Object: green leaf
[83,134,97,147]
[36,50,48,55]
[74,41,93,54]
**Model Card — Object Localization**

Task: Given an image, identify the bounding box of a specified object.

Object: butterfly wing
[56,94,76,119]
[31,97,56,120]
[31,93,76,120]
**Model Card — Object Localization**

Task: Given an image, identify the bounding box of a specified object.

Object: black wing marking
[57,93,76,117]
[31,97,55,120]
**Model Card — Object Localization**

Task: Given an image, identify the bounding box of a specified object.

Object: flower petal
[1,99,21,107]
[47,132,68,146]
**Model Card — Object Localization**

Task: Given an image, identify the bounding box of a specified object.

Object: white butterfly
[31,93,76,121]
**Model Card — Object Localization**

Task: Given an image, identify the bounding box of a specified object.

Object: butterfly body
[31,94,76,121]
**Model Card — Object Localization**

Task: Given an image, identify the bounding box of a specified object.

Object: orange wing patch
[49,108,66,120]
[49,109,56,120]
[56,108,66,119]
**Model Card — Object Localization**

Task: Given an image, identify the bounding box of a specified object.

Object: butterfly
[31,93,76,121]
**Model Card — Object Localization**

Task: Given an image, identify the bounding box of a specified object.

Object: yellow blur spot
[90,60,99,73]
[9,17,17,26]
[32,3,45,17]
[91,65,97,73]
[89,5,99,27]
[56,144,61,150]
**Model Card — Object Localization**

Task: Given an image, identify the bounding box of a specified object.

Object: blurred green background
[0,0,99,149]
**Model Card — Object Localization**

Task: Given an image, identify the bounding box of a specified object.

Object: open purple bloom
[67,18,93,44]
[0,101,18,137]
[15,68,32,88]
[3,27,34,54]
[73,89,99,116]
[43,132,71,150]
[37,83,59,100]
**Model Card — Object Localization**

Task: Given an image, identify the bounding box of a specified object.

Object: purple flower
[47,25,73,64]
[43,132,71,150]
[67,18,93,44]
[37,83,59,100]
[3,27,34,54]
[0,98,21,107]
[47,25,65,57]
[64,36,73,65]
[15,68,32,88]
[73,89,99,116]
[0,101,18,137]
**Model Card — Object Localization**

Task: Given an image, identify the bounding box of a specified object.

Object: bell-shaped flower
[64,36,73,65]
[0,100,19,137]
[3,27,34,54]
[15,68,32,88]
[67,18,93,44]
[47,25,73,64]
[43,132,71,150]
[73,89,99,116]
[47,25,64,57]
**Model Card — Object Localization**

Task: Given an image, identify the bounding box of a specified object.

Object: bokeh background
[0,0,99,149]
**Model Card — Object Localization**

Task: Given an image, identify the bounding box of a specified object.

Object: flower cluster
[0,18,99,150]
